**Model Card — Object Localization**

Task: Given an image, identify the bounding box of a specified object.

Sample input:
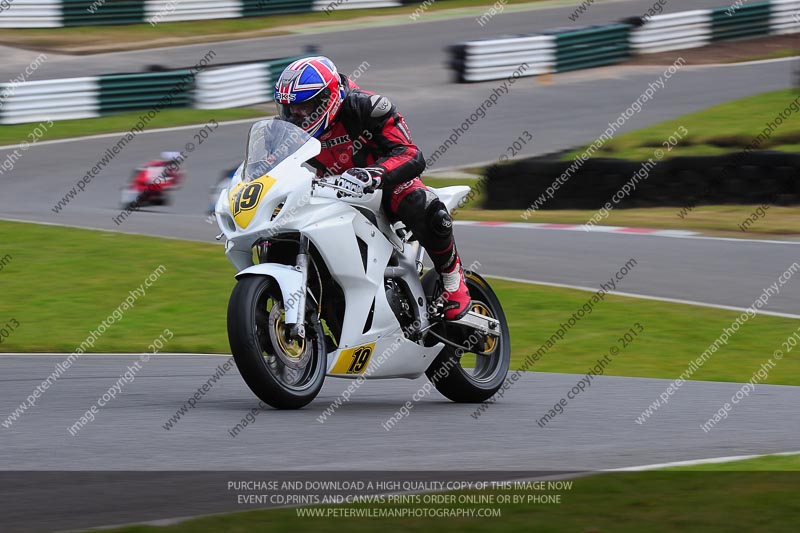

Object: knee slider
[427,201,452,240]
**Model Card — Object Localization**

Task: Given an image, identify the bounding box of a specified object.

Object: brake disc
[268,302,312,369]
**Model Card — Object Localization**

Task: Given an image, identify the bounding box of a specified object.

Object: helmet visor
[276,89,331,131]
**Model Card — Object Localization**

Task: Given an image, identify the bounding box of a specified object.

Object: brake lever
[315,177,365,198]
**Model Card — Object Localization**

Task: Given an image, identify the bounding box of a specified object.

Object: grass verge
[1,220,797,385]
[425,89,800,236]
[564,89,800,161]
[0,107,265,146]
[90,454,800,533]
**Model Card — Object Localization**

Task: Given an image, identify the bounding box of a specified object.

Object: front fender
[235,263,303,324]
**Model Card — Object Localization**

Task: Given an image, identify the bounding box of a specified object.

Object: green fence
[98,70,195,114]
[710,2,772,41]
[62,0,146,26]
[240,0,316,17]
[554,24,632,73]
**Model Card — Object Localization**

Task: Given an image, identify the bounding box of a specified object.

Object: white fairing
[120,188,139,205]
[434,185,471,212]
[216,119,446,379]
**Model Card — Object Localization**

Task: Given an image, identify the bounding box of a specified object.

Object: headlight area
[218,212,236,233]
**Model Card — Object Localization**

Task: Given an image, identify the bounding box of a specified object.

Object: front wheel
[227,275,326,409]
[424,271,510,403]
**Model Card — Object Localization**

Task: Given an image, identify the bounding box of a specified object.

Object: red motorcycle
[120,152,184,210]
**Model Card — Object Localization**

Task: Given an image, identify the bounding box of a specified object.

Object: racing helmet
[274,56,344,139]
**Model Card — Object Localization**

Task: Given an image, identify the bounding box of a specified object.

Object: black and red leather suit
[308,75,459,277]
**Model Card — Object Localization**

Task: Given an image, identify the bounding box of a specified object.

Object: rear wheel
[227,275,326,409]
[424,271,510,403]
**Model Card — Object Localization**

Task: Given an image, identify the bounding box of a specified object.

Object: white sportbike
[215,119,510,409]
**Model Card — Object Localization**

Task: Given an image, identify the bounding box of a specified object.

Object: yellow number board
[228,174,276,229]
[330,343,376,375]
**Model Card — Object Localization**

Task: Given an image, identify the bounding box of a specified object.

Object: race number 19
[232,182,263,216]
[347,346,373,374]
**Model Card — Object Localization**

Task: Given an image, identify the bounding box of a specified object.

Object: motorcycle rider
[155,151,184,189]
[274,56,471,320]
[134,151,184,192]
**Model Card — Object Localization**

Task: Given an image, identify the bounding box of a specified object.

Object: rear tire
[424,271,510,403]
[228,275,326,409]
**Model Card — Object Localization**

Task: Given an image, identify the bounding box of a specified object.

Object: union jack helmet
[274,56,344,139]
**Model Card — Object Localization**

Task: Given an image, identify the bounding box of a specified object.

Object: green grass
[0,0,548,53]
[1,220,798,386]
[88,454,800,532]
[422,90,800,236]
[565,89,800,161]
[492,277,800,383]
[0,107,264,146]
[0,221,234,354]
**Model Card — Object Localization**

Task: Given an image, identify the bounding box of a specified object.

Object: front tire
[228,275,326,409]
[424,271,510,403]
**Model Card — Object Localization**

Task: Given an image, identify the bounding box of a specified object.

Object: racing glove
[336,167,384,195]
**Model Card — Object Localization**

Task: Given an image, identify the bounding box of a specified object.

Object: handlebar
[313,176,365,198]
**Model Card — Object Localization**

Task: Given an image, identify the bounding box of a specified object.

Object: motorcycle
[120,155,183,210]
[214,119,510,409]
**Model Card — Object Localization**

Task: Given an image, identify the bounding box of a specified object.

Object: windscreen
[242,118,313,182]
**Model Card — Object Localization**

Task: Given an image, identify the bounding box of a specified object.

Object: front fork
[289,235,310,340]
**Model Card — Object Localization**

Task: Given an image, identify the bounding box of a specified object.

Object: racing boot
[438,256,471,321]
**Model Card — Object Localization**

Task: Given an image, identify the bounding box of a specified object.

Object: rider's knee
[426,200,452,240]
[396,188,432,226]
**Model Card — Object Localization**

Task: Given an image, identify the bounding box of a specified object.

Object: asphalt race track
[2,59,794,221]
[1,354,798,531]
[5,353,800,471]
[0,59,796,314]
[1,1,799,531]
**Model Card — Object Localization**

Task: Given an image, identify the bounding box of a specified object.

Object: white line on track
[456,220,800,246]
[2,217,797,317]
[0,216,215,243]
[608,450,800,471]
[486,275,800,319]
[0,117,259,151]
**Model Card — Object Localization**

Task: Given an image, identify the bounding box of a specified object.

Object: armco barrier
[630,10,712,54]
[710,1,772,40]
[310,0,400,12]
[195,63,271,109]
[0,0,62,28]
[0,0,406,27]
[63,0,146,26]
[144,0,240,24]
[98,70,194,114]
[483,152,800,210]
[450,35,556,83]
[772,0,800,35]
[0,55,304,124]
[0,77,99,124]
[240,0,316,17]
[450,0,799,82]
[192,54,302,108]
[553,24,632,72]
